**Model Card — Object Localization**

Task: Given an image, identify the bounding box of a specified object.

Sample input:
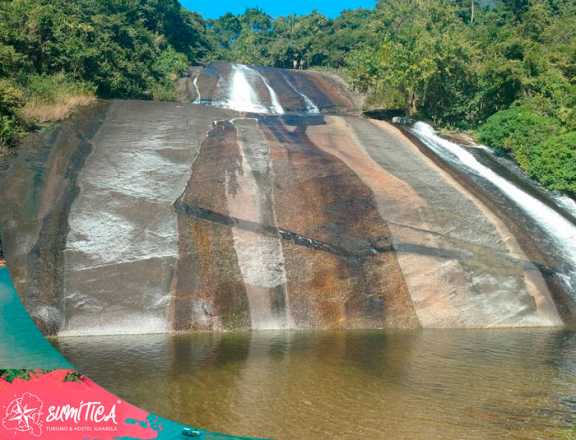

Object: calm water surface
[54,329,576,440]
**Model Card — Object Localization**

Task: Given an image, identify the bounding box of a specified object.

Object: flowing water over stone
[225,65,282,114]
[410,122,576,310]
[281,73,320,113]
[180,62,358,114]
[3,61,576,439]
[54,329,576,440]
[0,63,575,336]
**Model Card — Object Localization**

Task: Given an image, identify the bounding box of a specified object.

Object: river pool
[55,329,576,440]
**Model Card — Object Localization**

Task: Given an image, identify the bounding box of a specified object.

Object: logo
[0,371,156,439]
[46,401,118,425]
[2,393,44,437]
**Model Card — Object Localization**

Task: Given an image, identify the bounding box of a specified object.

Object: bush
[150,82,177,101]
[0,115,23,150]
[0,79,24,115]
[153,47,189,83]
[529,132,576,195]
[477,106,560,168]
[25,74,95,105]
[22,74,95,123]
[0,79,25,150]
[150,48,189,100]
[478,107,576,195]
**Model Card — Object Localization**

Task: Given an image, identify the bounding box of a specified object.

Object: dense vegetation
[1,0,574,195]
[0,0,209,151]
[207,1,576,195]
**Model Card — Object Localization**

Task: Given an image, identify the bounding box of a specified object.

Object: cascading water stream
[226,64,285,115]
[255,69,285,115]
[282,74,320,113]
[555,194,576,219]
[192,75,201,104]
[227,64,266,113]
[195,64,327,115]
[410,121,576,293]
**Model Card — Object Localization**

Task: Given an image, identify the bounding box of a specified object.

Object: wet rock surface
[178,62,361,114]
[0,64,573,335]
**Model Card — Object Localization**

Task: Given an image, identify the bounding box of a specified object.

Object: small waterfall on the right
[282,73,320,113]
[255,69,285,115]
[192,75,201,104]
[410,121,576,294]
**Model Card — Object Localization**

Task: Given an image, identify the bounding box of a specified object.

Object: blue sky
[180,0,376,19]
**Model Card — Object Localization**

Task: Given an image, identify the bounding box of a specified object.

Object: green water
[55,329,576,440]
[0,267,70,368]
[0,266,256,439]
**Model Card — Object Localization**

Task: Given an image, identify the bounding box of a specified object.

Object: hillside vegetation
[0,0,209,152]
[1,0,574,196]
[207,0,576,195]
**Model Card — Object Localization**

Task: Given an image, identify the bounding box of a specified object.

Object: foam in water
[225,64,284,115]
[410,121,576,294]
[554,194,576,219]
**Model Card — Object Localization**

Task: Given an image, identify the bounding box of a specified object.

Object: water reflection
[55,330,576,439]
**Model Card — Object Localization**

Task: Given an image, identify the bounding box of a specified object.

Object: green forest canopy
[1,0,575,194]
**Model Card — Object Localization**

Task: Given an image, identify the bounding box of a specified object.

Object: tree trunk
[409,91,418,116]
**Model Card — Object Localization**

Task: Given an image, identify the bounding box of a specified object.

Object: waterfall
[192,75,201,103]
[410,122,576,293]
[226,64,284,115]
[282,74,320,113]
[255,69,285,115]
[227,64,266,113]
[554,194,576,219]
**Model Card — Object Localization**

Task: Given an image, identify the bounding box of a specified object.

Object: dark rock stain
[0,102,110,335]
[172,120,251,331]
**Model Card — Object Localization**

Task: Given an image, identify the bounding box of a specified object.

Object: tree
[349,0,476,122]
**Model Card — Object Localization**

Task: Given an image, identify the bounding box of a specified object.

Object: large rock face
[176,62,360,114]
[0,63,573,335]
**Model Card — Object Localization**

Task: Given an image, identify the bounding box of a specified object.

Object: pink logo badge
[2,392,44,437]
